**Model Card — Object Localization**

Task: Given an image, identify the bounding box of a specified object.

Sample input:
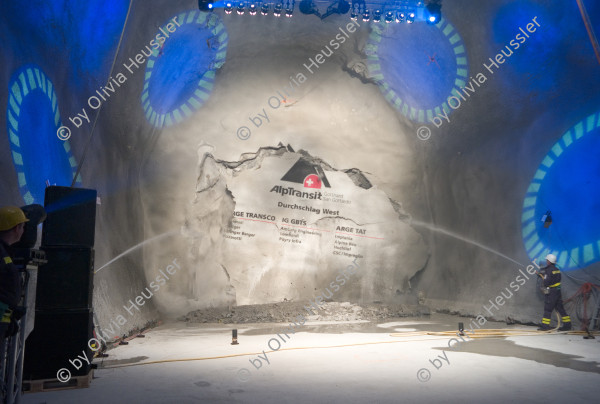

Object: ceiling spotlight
[261,3,269,14]
[225,2,233,14]
[407,11,415,23]
[373,9,381,23]
[426,1,442,24]
[362,9,370,22]
[198,0,214,11]
[337,0,351,14]
[299,0,316,15]
[396,11,405,23]
[237,2,245,14]
[249,3,257,15]
[385,11,394,23]
[350,4,359,20]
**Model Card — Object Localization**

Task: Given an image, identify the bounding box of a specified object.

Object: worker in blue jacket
[537,254,571,331]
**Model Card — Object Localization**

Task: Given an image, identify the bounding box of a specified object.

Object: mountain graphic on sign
[281,158,331,189]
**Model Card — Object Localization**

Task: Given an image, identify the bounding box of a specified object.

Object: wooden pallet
[22,370,93,393]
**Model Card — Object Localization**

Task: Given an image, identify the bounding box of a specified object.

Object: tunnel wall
[1,0,599,337]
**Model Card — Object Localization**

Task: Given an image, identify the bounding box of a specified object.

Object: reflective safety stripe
[3,256,12,264]
[552,270,560,274]
[549,282,561,287]
[1,309,12,323]
[0,301,8,321]
[542,318,551,324]
[562,316,571,322]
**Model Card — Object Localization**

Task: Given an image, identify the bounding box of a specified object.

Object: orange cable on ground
[98,337,448,370]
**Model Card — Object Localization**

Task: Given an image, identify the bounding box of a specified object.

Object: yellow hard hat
[0,206,29,231]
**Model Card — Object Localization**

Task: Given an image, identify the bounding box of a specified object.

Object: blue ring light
[6,65,81,205]
[142,10,228,128]
[521,111,600,271]
[366,18,468,124]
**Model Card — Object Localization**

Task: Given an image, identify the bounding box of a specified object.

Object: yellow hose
[391,312,598,338]
[99,337,449,370]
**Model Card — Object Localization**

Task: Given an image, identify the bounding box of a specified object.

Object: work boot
[537,325,552,331]
[558,323,572,331]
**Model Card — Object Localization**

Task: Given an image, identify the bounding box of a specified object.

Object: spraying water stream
[409,219,527,268]
[95,229,181,273]
[96,220,528,275]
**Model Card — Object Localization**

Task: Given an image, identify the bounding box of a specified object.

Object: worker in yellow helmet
[536,253,571,331]
[0,206,29,339]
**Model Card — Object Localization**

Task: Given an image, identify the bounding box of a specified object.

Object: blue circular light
[6,65,81,204]
[142,11,228,128]
[521,111,600,271]
[366,17,468,123]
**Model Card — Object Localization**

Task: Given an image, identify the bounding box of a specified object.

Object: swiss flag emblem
[304,174,322,189]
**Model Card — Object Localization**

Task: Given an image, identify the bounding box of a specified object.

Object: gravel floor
[178,301,431,324]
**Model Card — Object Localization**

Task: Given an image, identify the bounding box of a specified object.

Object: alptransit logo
[270,157,330,199]
[281,157,330,189]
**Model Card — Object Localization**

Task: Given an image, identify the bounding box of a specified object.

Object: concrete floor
[21,313,600,403]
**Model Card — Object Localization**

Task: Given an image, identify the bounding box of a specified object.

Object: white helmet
[545,254,557,264]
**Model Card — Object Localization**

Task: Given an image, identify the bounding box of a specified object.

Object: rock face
[173,144,429,310]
